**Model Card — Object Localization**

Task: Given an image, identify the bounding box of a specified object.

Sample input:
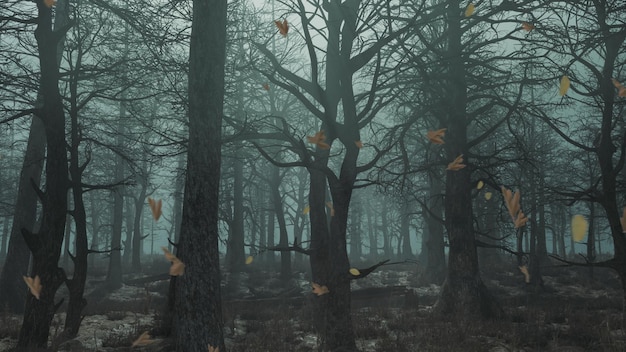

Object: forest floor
[1,255,626,351]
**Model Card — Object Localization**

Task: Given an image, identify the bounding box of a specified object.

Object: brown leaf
[326,201,335,217]
[132,331,154,347]
[208,345,220,352]
[162,247,185,276]
[23,275,42,300]
[148,197,163,221]
[426,128,446,145]
[521,21,534,31]
[519,265,530,283]
[43,0,56,8]
[355,140,363,149]
[307,130,330,150]
[446,154,465,171]
[312,282,329,296]
[274,19,288,36]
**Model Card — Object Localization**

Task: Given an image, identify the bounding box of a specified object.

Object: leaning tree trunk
[172,0,227,348]
[17,0,71,346]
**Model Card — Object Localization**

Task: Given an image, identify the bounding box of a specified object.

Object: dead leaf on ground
[132,331,154,347]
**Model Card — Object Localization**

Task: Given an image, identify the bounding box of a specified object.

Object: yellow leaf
[484,192,492,200]
[477,180,484,190]
[426,128,446,145]
[571,214,588,242]
[23,275,42,300]
[43,0,56,8]
[245,256,254,265]
[519,265,530,283]
[303,205,310,215]
[349,268,360,276]
[307,130,330,150]
[131,331,154,347]
[312,282,329,296]
[446,154,466,171]
[464,3,475,17]
[148,197,163,221]
[620,207,626,233]
[559,75,570,96]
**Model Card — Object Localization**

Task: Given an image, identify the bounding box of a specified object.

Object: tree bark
[172,0,227,348]
[17,0,71,346]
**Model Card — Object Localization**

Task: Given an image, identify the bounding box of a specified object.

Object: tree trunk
[270,167,291,281]
[227,156,245,273]
[17,0,71,346]
[131,166,148,272]
[172,0,227,348]
[106,102,125,289]
[420,171,446,286]
[434,0,501,319]
[0,117,45,314]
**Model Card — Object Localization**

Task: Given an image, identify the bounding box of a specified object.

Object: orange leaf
[446,154,465,171]
[307,130,331,150]
[612,78,626,97]
[132,331,154,347]
[521,22,534,31]
[148,197,163,221]
[514,211,528,229]
[274,19,288,36]
[312,282,329,296]
[43,0,56,8]
[23,275,42,300]
[162,247,185,276]
[426,128,446,145]
[519,265,530,283]
[355,140,363,149]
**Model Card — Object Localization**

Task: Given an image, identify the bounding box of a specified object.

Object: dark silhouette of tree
[172,0,227,349]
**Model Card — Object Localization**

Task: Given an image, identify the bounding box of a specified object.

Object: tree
[172,0,227,349]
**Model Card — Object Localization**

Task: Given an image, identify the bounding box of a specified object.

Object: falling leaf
[484,192,492,200]
[349,268,361,276]
[612,78,626,97]
[23,275,42,300]
[208,345,220,352]
[501,186,521,220]
[514,211,528,229]
[262,83,270,91]
[426,128,446,145]
[620,207,626,233]
[274,19,289,37]
[559,75,570,96]
[521,21,534,31]
[312,282,329,296]
[464,2,475,17]
[326,201,335,217]
[571,214,588,242]
[519,265,530,283]
[306,130,330,150]
[446,154,466,171]
[303,205,310,215]
[355,140,363,149]
[245,256,254,265]
[477,180,484,190]
[43,0,56,8]
[132,331,154,347]
[147,197,163,221]
[162,247,185,276]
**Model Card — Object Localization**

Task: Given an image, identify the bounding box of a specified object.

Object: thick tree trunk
[434,0,501,319]
[17,0,70,346]
[172,0,226,348]
[0,118,45,313]
[419,171,446,286]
